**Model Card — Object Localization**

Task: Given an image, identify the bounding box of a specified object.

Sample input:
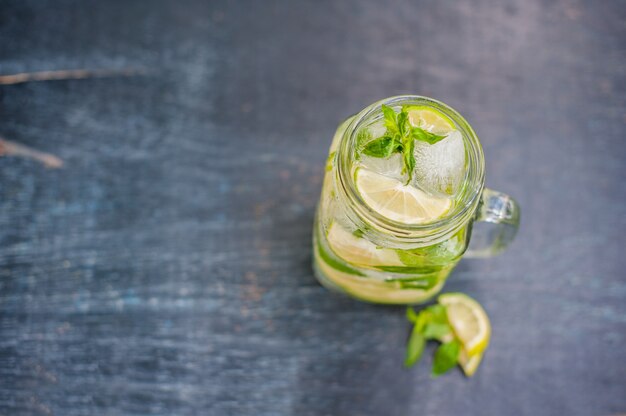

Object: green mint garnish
[360,105,449,184]
[389,275,439,290]
[401,132,415,180]
[412,127,447,145]
[423,322,453,340]
[355,129,372,160]
[406,307,420,323]
[381,104,399,135]
[404,326,425,367]
[423,304,448,324]
[432,339,461,376]
[362,136,403,158]
[405,304,460,376]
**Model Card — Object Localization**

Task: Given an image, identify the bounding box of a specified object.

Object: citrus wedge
[406,106,455,135]
[458,348,484,377]
[355,168,451,224]
[438,293,491,356]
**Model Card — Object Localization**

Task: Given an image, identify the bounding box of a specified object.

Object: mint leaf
[356,128,372,148]
[404,326,425,367]
[395,240,458,267]
[381,104,398,135]
[422,305,453,341]
[416,309,430,331]
[432,339,461,376]
[362,136,403,158]
[424,304,448,325]
[423,323,452,341]
[397,110,416,183]
[406,307,419,323]
[367,105,447,184]
[355,129,372,160]
[401,134,415,182]
[405,305,455,370]
[412,127,447,145]
[397,111,410,136]
[358,106,451,184]
[407,307,429,330]
[396,275,440,290]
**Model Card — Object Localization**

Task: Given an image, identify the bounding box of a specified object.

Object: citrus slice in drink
[355,168,451,224]
[326,222,404,267]
[438,293,491,356]
[314,248,445,304]
[405,105,455,135]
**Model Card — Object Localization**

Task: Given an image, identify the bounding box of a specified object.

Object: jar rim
[336,95,485,244]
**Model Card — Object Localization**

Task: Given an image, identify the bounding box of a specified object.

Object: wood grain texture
[0,0,625,415]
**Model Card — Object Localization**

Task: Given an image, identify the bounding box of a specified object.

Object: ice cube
[357,119,407,182]
[367,119,387,138]
[359,153,406,183]
[412,130,466,196]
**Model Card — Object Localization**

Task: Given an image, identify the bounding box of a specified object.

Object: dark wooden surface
[1,1,625,415]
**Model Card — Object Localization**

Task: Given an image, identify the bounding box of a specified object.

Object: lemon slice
[406,106,455,135]
[458,348,484,377]
[438,293,491,356]
[327,222,404,267]
[314,248,445,304]
[355,168,451,224]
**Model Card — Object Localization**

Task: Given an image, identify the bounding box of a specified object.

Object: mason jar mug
[312,96,520,304]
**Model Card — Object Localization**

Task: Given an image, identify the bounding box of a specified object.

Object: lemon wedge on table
[406,105,456,135]
[355,168,451,224]
[439,293,491,358]
[458,348,484,377]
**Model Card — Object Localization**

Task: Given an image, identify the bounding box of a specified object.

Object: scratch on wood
[28,396,52,415]
[0,137,64,168]
[0,68,146,85]
[242,271,264,304]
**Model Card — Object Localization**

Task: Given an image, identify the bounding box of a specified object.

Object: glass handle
[464,188,520,258]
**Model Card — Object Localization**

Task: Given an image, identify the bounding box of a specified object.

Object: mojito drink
[313,98,478,304]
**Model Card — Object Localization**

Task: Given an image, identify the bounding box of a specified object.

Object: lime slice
[315,248,446,304]
[405,106,455,135]
[438,293,491,356]
[355,168,451,224]
[458,348,484,377]
[326,222,404,267]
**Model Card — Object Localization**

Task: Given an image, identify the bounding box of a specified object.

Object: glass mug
[312,96,520,304]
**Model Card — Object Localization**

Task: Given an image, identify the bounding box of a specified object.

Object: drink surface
[313,103,472,304]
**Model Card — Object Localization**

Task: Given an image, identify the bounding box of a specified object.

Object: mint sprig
[361,105,448,184]
[362,136,402,158]
[432,339,461,376]
[404,325,425,367]
[405,304,460,376]
[411,127,447,145]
